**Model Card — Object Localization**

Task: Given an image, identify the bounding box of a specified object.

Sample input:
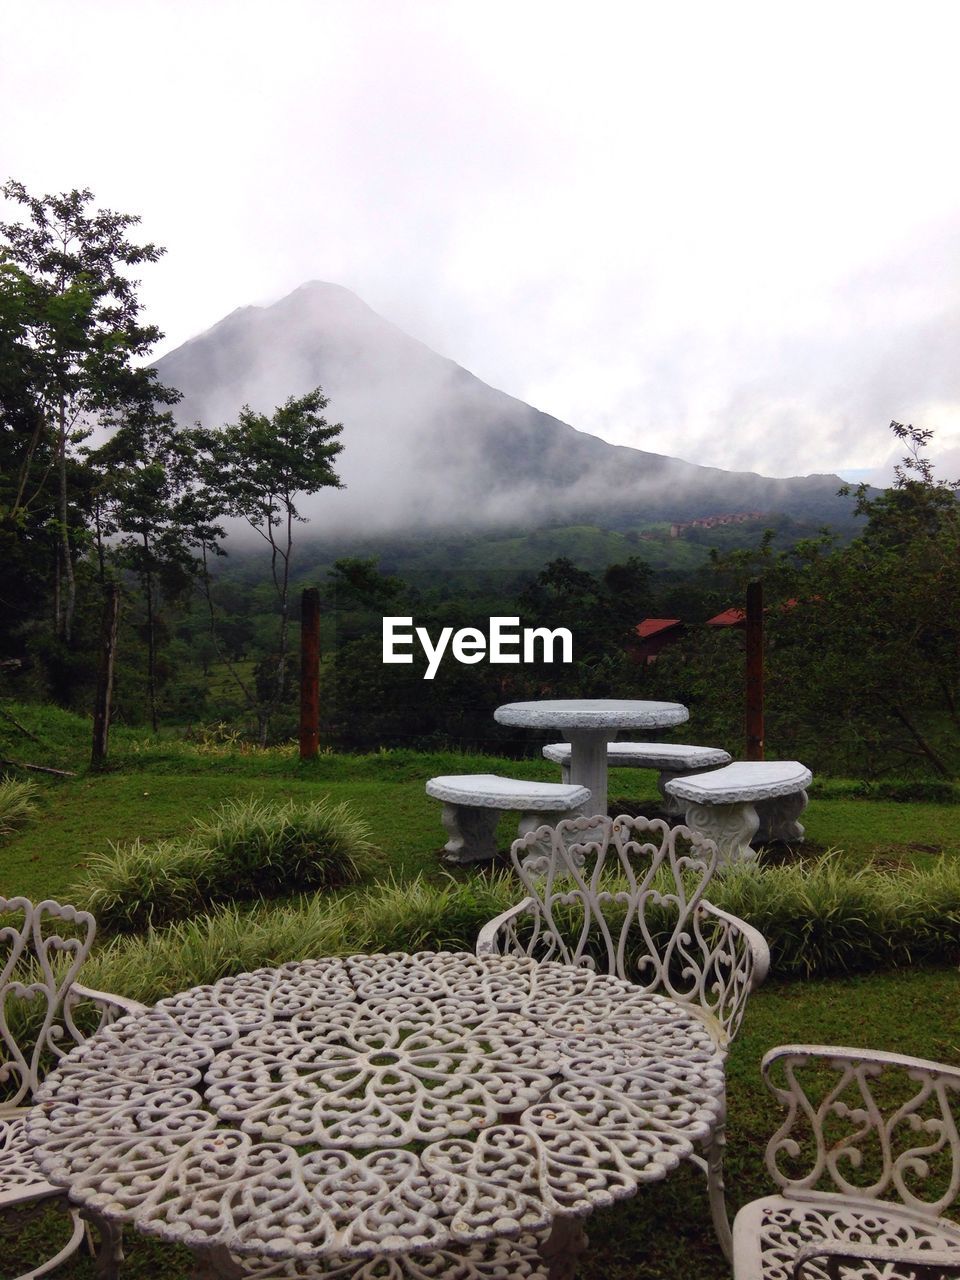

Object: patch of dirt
[608,799,673,823]
[867,841,943,871]
[754,839,827,868]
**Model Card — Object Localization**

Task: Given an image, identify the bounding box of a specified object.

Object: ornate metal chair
[1,896,146,1279]
[476,812,770,1261]
[733,1045,960,1280]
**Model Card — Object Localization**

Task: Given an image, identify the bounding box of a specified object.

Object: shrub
[78,855,960,1005]
[80,875,515,1004]
[74,795,376,932]
[0,775,39,837]
[713,855,960,976]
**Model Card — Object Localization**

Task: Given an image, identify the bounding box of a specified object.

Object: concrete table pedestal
[543,742,731,815]
[495,700,690,818]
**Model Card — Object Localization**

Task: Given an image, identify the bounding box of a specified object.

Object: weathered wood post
[90,582,121,771]
[745,578,764,760]
[299,587,321,760]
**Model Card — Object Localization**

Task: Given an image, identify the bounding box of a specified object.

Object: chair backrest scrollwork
[763,1045,960,1217]
[0,896,97,1108]
[508,813,736,1010]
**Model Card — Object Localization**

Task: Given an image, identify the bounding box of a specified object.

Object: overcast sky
[4,0,960,484]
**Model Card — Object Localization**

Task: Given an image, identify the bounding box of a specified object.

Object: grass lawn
[6,754,959,905]
[1,715,959,1278]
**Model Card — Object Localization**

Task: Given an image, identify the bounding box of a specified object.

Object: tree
[90,410,211,730]
[0,181,177,644]
[519,554,656,670]
[197,389,343,744]
[651,422,960,778]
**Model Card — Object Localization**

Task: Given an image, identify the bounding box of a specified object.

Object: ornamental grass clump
[80,875,516,1005]
[0,775,39,837]
[74,852,960,1003]
[191,796,375,897]
[709,854,960,976]
[74,796,376,933]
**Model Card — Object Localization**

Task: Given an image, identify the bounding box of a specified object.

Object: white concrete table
[425,774,591,864]
[495,699,689,819]
[29,952,724,1280]
[664,760,813,866]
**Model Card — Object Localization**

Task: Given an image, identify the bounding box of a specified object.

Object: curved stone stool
[543,741,731,814]
[664,760,813,866]
[425,774,591,864]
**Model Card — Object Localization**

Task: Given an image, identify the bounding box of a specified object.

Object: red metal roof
[634,618,683,638]
[706,608,746,627]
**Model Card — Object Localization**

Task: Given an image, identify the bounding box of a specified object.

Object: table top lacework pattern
[29,952,723,1265]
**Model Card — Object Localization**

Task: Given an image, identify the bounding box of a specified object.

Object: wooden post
[90,582,120,771]
[299,587,321,760]
[745,579,764,760]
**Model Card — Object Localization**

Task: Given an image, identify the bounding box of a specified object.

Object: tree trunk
[273,505,293,719]
[58,404,76,642]
[886,701,951,778]
[90,583,121,771]
[143,532,158,732]
[94,496,106,583]
[299,588,321,760]
[53,551,61,635]
[745,579,764,760]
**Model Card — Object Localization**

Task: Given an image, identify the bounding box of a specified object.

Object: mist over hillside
[153,282,863,537]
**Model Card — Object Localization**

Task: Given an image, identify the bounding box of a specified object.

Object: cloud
[3,0,960,480]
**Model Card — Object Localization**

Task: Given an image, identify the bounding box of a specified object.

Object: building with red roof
[631,618,685,664]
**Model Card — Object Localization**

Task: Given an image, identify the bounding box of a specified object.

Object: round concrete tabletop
[494,699,689,730]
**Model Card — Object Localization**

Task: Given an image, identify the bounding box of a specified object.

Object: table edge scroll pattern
[493,701,689,730]
[223,1229,552,1279]
[665,768,813,805]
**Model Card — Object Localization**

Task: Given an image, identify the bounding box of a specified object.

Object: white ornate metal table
[27,952,724,1280]
[494,699,689,819]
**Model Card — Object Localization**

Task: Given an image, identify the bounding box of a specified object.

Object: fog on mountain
[153,281,861,538]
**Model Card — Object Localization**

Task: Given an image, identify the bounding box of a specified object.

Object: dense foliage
[1,183,343,749]
[650,424,960,777]
[3,185,957,778]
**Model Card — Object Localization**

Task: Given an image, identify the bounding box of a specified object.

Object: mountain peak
[153,285,862,536]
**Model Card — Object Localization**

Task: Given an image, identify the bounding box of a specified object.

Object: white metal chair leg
[705,1119,733,1265]
[16,1205,87,1280]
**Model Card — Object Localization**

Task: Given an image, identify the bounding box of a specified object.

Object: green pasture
[4,759,959,906]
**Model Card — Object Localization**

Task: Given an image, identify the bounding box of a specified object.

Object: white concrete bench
[543,741,731,814]
[425,774,591,864]
[664,760,813,866]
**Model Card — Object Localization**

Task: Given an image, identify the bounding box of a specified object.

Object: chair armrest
[763,1042,960,1083]
[692,898,770,1043]
[68,982,148,1029]
[476,899,534,956]
[793,1239,960,1279]
[700,900,771,989]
